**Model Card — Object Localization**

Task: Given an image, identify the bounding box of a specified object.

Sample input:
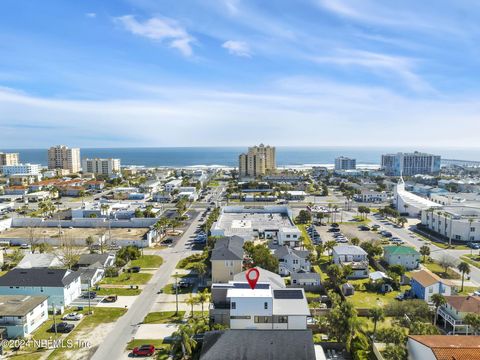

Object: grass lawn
[100,272,152,285]
[357,316,395,333]
[298,224,313,248]
[130,255,163,268]
[430,241,470,250]
[461,254,480,269]
[457,286,477,295]
[143,311,186,324]
[208,181,220,187]
[176,254,206,269]
[0,270,8,277]
[96,287,142,296]
[162,283,193,295]
[347,281,410,309]
[423,261,460,280]
[126,340,171,359]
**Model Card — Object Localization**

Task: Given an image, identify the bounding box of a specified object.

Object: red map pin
[246,268,260,290]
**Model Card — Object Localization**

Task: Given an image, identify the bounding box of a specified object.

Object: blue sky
[1,0,480,148]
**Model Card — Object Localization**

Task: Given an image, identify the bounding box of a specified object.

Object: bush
[105,266,119,278]
[117,246,141,262]
[115,257,127,268]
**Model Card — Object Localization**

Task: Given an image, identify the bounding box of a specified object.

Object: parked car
[20,243,30,249]
[82,291,96,299]
[468,242,480,249]
[132,344,155,357]
[128,266,141,273]
[49,322,74,333]
[391,238,404,244]
[474,289,480,296]
[103,295,118,303]
[359,225,370,231]
[381,231,393,238]
[62,312,83,321]
[371,225,380,230]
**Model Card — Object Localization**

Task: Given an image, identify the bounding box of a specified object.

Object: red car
[132,344,155,357]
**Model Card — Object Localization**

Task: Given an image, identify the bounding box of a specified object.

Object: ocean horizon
[2,146,480,168]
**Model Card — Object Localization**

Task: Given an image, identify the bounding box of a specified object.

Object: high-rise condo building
[0,152,19,166]
[381,151,441,176]
[82,158,121,176]
[47,145,81,173]
[238,144,276,178]
[334,156,356,170]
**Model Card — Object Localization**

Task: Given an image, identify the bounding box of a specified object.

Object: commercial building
[354,190,389,203]
[381,151,441,176]
[0,152,19,166]
[0,295,48,338]
[420,206,480,242]
[164,179,182,192]
[239,144,276,178]
[334,156,356,170]
[0,268,81,312]
[209,281,310,330]
[407,335,480,360]
[210,205,301,246]
[82,158,121,176]
[2,163,40,176]
[394,180,441,217]
[48,145,81,173]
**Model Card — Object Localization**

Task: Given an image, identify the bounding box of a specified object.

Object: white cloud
[85,13,96,18]
[222,40,251,57]
[115,15,195,56]
[311,50,432,92]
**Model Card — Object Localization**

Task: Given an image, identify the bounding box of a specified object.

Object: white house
[0,295,48,338]
[291,271,321,287]
[165,179,182,193]
[177,187,198,201]
[332,245,369,278]
[0,269,82,313]
[277,227,302,247]
[274,247,311,276]
[210,281,310,330]
[75,253,116,290]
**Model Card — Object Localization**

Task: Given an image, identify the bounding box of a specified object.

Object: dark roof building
[200,329,316,360]
[76,253,115,268]
[0,268,80,287]
[211,236,244,261]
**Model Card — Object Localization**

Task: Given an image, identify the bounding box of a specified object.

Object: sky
[1,0,480,148]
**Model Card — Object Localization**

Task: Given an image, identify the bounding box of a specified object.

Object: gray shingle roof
[291,272,321,281]
[77,253,111,267]
[200,330,315,360]
[333,245,367,256]
[210,236,244,261]
[274,246,309,260]
[0,268,80,287]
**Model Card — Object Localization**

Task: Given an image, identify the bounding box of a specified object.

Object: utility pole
[52,303,57,336]
[88,284,92,315]
[175,272,179,316]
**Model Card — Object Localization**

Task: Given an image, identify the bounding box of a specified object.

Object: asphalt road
[91,211,204,360]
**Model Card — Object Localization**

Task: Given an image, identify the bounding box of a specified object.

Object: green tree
[457,261,471,292]
[85,235,94,248]
[197,289,210,316]
[171,324,197,360]
[397,217,407,227]
[185,294,198,317]
[376,327,406,345]
[431,293,446,326]
[191,262,207,286]
[350,237,360,246]
[243,242,279,272]
[382,345,406,360]
[409,321,441,335]
[324,240,337,262]
[419,245,430,263]
[296,210,311,224]
[464,313,480,335]
[369,307,385,340]
[326,300,358,351]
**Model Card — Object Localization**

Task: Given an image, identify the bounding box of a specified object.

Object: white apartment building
[0,295,48,338]
[210,281,310,330]
[48,145,81,173]
[2,163,40,176]
[421,206,480,242]
[164,179,182,192]
[381,151,441,176]
[0,153,19,166]
[82,158,121,176]
[239,144,276,178]
[334,156,356,170]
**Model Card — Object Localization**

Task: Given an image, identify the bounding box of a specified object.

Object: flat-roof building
[0,295,48,338]
[382,151,441,176]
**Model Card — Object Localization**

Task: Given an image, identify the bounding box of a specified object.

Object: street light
[175,272,179,316]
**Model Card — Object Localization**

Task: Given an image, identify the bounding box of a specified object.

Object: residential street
[91,210,204,360]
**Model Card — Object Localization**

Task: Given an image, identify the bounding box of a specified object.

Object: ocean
[1,147,480,168]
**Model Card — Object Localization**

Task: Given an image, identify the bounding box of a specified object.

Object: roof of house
[383,245,420,256]
[0,295,48,317]
[234,267,286,289]
[332,245,367,256]
[291,271,321,281]
[408,335,480,360]
[16,253,63,269]
[272,289,310,316]
[210,236,244,261]
[410,269,453,287]
[0,268,80,287]
[274,246,309,260]
[77,253,112,267]
[200,330,316,360]
[444,295,480,313]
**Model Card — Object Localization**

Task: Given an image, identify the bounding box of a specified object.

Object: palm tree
[191,262,207,286]
[350,237,360,246]
[324,240,337,263]
[431,294,446,326]
[419,245,430,263]
[172,324,197,359]
[457,261,471,292]
[196,289,210,316]
[185,294,197,318]
[369,307,385,340]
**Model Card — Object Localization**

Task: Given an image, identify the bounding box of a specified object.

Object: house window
[293,260,298,265]
[429,287,433,293]
[254,316,271,323]
[231,302,236,310]
[264,302,268,309]
[471,227,476,232]
[273,315,288,323]
[231,316,251,319]
[286,235,291,238]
